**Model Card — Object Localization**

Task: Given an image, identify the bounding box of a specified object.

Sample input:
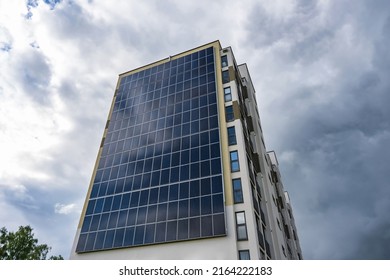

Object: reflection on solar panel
[76,46,226,252]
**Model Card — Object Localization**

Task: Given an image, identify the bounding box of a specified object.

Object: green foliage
[0,225,63,260]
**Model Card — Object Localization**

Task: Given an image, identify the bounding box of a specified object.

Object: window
[227,126,237,145]
[225,105,234,122]
[224,87,232,102]
[222,70,229,83]
[221,55,228,67]
[235,212,248,240]
[238,250,250,260]
[232,178,243,203]
[230,151,240,172]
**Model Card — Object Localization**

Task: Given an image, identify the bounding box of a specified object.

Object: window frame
[221,55,228,68]
[235,211,248,241]
[227,126,237,145]
[232,178,244,203]
[225,105,234,122]
[222,70,230,84]
[238,250,250,260]
[224,87,232,102]
[230,151,240,172]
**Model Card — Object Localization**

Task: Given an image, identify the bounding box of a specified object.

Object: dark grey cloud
[351,223,390,260]
[16,49,52,104]
[271,127,390,260]
[244,0,390,259]
[288,29,334,63]
[247,0,320,48]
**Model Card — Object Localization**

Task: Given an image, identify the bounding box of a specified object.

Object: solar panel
[76,46,226,253]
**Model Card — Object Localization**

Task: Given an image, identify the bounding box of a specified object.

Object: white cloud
[54,203,77,215]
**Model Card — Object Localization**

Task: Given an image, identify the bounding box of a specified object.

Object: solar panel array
[76,46,226,252]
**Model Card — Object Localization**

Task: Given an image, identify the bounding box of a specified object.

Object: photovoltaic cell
[76,46,226,253]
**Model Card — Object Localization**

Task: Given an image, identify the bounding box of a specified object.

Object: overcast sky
[1,0,389,260]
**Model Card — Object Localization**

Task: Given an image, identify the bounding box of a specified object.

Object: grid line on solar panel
[85,175,224,216]
[76,46,226,253]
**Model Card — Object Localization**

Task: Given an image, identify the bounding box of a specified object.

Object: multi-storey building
[70,41,303,260]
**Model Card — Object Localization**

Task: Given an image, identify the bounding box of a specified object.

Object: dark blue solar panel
[76,46,226,253]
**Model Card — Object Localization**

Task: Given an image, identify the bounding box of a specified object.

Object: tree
[0,225,63,260]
